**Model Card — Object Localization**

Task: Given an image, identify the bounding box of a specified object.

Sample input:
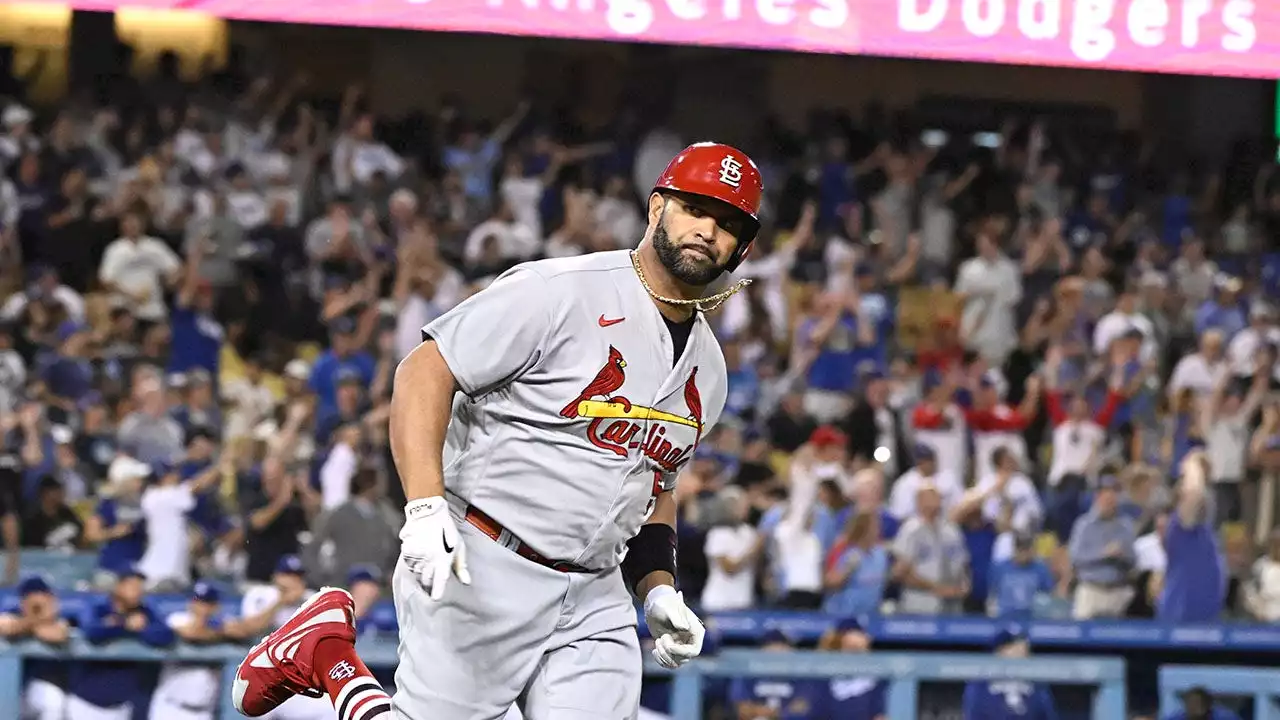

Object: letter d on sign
[900,0,947,31]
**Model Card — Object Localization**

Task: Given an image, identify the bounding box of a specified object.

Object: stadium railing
[1158,665,1280,720]
[0,637,1127,719]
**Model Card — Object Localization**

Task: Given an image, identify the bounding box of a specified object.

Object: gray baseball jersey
[423,248,727,569]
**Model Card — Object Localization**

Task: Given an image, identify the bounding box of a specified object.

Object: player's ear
[647,192,666,225]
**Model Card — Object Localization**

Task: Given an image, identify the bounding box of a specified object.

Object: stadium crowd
[0,40,1276,719]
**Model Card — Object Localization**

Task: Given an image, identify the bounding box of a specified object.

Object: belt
[464,506,594,574]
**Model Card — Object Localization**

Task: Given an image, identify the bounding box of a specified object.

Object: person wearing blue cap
[729,629,828,720]
[1,575,72,720]
[150,581,227,720]
[347,565,383,637]
[70,566,176,719]
[961,625,1058,720]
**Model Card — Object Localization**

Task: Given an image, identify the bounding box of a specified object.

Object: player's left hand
[644,585,704,669]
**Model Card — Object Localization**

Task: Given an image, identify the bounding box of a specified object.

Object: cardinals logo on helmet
[560,347,703,474]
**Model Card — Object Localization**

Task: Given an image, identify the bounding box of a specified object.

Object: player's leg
[390,517,567,720]
[232,587,391,719]
[518,624,642,720]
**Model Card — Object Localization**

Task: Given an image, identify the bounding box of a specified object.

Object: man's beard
[652,219,730,287]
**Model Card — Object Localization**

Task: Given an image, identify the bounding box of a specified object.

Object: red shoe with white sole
[232,587,357,716]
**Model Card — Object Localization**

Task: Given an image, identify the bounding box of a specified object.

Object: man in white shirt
[1227,304,1280,377]
[974,448,1043,534]
[1168,330,1229,401]
[701,487,759,611]
[462,201,539,267]
[0,265,86,323]
[954,229,1022,366]
[137,460,224,591]
[331,114,405,194]
[889,445,964,521]
[1093,290,1157,362]
[98,210,182,323]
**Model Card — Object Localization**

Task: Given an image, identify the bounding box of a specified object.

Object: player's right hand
[400,497,471,600]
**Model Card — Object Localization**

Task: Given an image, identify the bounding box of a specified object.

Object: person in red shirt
[964,371,1044,481]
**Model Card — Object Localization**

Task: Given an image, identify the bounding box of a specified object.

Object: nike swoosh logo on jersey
[598,315,625,327]
[442,530,455,553]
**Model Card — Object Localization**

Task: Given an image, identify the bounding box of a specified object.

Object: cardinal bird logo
[684,366,704,444]
[562,347,704,474]
[560,346,630,418]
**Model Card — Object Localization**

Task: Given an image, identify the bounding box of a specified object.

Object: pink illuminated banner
[36,0,1280,78]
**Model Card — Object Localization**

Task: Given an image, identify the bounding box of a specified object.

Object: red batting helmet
[652,142,763,272]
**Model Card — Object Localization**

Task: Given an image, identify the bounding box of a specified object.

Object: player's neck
[634,244,701,322]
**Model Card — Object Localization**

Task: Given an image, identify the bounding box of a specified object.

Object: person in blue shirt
[1163,686,1242,720]
[315,367,370,447]
[823,509,890,618]
[72,566,176,716]
[962,626,1058,720]
[168,252,224,376]
[171,369,223,437]
[815,617,886,720]
[1158,451,1226,623]
[853,265,894,370]
[988,532,1055,619]
[310,315,376,416]
[84,456,149,583]
[348,565,383,637]
[39,320,94,407]
[1194,277,1247,339]
[796,290,876,423]
[728,630,826,720]
[1,576,73,720]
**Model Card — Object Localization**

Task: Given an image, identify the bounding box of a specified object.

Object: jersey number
[642,471,663,521]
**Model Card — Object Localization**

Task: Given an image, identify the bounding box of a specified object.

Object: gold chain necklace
[629,250,751,314]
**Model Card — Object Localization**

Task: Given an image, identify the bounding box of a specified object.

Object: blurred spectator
[348,565,383,637]
[117,375,184,464]
[1157,452,1226,623]
[822,509,889,618]
[309,464,398,587]
[20,476,83,550]
[240,457,318,583]
[1160,686,1241,720]
[75,568,176,718]
[136,457,224,591]
[85,456,149,586]
[151,581,225,720]
[5,576,71,720]
[889,444,963,521]
[1068,475,1137,619]
[98,207,182,324]
[962,626,1058,719]
[988,532,1056,619]
[1244,529,1280,622]
[700,486,759,612]
[815,618,885,719]
[955,226,1022,366]
[892,481,970,614]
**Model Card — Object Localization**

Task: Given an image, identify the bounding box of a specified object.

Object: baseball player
[231,142,764,720]
[150,581,227,720]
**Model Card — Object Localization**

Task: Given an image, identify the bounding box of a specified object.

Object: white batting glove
[401,497,471,600]
[644,585,705,669]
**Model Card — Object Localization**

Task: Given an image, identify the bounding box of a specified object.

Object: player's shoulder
[516,250,633,284]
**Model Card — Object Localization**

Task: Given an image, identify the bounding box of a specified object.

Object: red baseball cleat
[232,587,357,717]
